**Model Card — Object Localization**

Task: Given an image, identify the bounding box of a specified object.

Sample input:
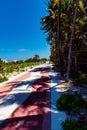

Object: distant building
[2,59,8,63]
[13,60,18,63]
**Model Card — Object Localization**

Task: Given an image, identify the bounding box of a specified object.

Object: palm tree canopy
[79,0,86,14]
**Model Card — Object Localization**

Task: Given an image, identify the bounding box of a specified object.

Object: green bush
[0,77,8,83]
[57,93,87,113]
[62,119,87,130]
[70,71,87,85]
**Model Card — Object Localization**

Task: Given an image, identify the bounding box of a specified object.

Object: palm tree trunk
[57,0,61,69]
[74,46,78,71]
[66,0,79,81]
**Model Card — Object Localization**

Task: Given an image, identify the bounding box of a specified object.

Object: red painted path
[0,66,51,130]
[0,72,31,99]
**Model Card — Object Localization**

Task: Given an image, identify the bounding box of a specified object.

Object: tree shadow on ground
[0,75,51,130]
[0,66,69,130]
[0,78,36,99]
[30,66,51,73]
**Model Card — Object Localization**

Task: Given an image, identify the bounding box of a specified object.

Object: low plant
[62,119,87,130]
[70,71,87,85]
[0,77,8,83]
[57,92,87,113]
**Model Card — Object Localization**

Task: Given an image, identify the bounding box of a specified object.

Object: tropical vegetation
[0,56,48,82]
[0,77,8,83]
[62,119,87,130]
[41,0,87,81]
[57,92,87,113]
[57,92,87,130]
[41,0,87,129]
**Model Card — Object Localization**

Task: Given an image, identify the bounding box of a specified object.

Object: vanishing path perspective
[0,63,66,130]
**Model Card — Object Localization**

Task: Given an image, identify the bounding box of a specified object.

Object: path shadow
[0,78,36,99]
[0,65,68,130]
[30,66,51,73]
[0,74,51,130]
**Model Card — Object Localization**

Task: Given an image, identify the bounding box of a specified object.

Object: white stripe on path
[51,71,66,130]
[0,72,41,124]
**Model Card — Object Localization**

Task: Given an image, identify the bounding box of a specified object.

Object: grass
[0,61,42,79]
[0,77,8,83]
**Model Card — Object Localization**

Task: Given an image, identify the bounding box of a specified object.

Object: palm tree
[33,54,40,62]
[41,0,87,76]
[66,0,79,81]
[57,0,61,69]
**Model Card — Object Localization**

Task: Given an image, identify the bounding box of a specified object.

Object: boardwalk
[0,64,66,130]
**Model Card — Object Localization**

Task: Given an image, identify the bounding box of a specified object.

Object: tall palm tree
[33,54,40,62]
[41,0,62,69]
[66,0,79,81]
[41,0,87,76]
[57,0,61,69]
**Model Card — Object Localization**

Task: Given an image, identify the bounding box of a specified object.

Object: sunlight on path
[0,72,41,124]
[0,63,67,130]
[51,70,66,130]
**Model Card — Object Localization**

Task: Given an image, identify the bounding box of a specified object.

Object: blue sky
[0,0,50,61]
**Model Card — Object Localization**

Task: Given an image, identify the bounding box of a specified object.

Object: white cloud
[18,49,26,52]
